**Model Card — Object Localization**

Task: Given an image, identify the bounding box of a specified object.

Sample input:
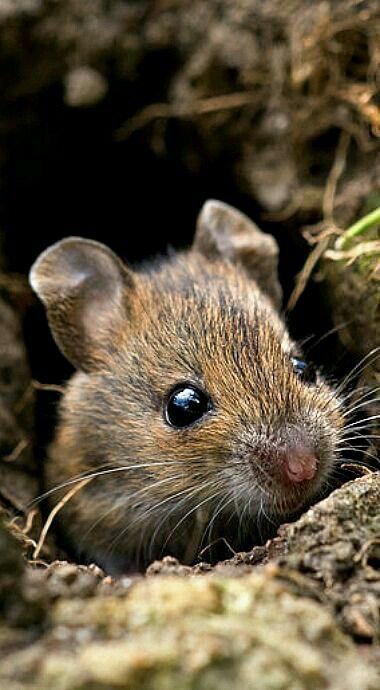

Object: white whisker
[161,489,224,553]
[32,461,181,505]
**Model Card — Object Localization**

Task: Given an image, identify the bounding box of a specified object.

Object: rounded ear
[29,238,133,371]
[194,200,282,309]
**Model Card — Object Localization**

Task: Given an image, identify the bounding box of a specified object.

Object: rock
[0,298,32,459]
[0,474,379,688]
[0,569,378,690]
[322,229,379,428]
[0,295,36,515]
[0,518,45,628]
[273,472,380,642]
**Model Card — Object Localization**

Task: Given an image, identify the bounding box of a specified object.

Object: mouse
[29,200,344,573]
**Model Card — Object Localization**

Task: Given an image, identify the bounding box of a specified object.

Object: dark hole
[367,556,380,570]
[304,127,343,181]
[366,548,380,570]
[0,367,13,387]
[333,29,370,81]
[0,61,366,555]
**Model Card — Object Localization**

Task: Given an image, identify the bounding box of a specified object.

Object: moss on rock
[4,571,377,690]
[322,219,379,440]
[274,473,380,642]
[1,473,379,690]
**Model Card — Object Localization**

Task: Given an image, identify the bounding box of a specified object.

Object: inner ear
[29,237,133,372]
[194,199,282,309]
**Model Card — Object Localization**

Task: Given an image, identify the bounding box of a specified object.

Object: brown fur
[30,201,343,573]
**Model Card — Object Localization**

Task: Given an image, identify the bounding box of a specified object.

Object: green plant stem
[335,206,380,250]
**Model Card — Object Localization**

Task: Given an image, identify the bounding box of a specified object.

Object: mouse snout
[278,445,318,484]
[245,427,320,491]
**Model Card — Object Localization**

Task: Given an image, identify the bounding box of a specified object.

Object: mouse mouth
[241,471,323,521]
[236,429,334,517]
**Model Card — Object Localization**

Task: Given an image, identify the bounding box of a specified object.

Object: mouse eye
[165,385,212,428]
[290,357,317,384]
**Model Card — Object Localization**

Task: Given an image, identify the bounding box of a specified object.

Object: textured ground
[0,473,379,690]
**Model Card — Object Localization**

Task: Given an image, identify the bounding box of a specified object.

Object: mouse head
[30,201,282,372]
[30,201,343,564]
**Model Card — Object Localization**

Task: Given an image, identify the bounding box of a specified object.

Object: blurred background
[0,0,379,457]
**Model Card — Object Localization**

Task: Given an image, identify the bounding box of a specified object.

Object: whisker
[31,462,181,505]
[146,479,222,561]
[334,348,380,395]
[201,489,238,550]
[110,474,222,562]
[200,493,227,549]
[342,415,380,431]
[237,489,252,541]
[341,397,380,418]
[227,484,251,527]
[161,489,224,553]
[337,444,379,464]
[304,319,354,355]
[338,448,378,462]
[259,498,277,528]
[339,389,380,417]
[336,455,374,468]
[336,434,380,443]
[78,474,185,551]
[110,482,205,556]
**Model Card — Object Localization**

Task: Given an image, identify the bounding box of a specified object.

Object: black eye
[291,357,317,384]
[165,385,212,428]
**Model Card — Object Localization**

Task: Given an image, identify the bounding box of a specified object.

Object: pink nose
[280,447,318,483]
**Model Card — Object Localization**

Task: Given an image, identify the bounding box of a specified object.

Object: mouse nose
[279,446,318,484]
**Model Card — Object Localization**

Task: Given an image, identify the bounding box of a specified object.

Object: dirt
[1,1,379,248]
[0,474,379,689]
[148,472,380,644]
[0,291,37,517]
[323,236,379,424]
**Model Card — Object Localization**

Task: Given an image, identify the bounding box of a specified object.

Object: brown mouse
[30,200,343,573]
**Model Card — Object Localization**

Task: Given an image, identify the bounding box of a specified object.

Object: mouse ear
[29,237,133,372]
[193,200,282,309]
